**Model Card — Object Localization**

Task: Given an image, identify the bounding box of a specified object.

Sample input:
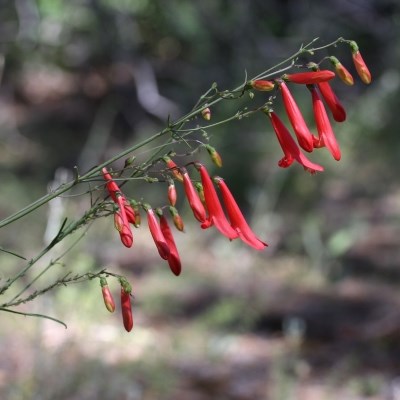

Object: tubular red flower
[215,177,267,250]
[163,156,184,182]
[284,70,335,85]
[309,85,341,161]
[250,79,275,91]
[195,163,239,240]
[120,283,133,332]
[266,110,324,173]
[329,56,354,86]
[317,81,347,122]
[159,214,182,276]
[181,168,207,223]
[146,207,170,260]
[278,81,314,152]
[100,277,115,313]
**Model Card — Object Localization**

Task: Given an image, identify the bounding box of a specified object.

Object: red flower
[120,279,133,332]
[214,177,267,250]
[250,79,275,91]
[350,41,371,84]
[278,81,314,152]
[100,277,115,313]
[284,70,335,84]
[195,163,239,240]
[145,206,170,260]
[329,56,354,86]
[159,213,182,276]
[266,110,324,173]
[181,168,207,223]
[317,81,347,122]
[309,85,341,161]
[163,156,184,182]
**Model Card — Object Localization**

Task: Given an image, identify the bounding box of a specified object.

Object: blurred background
[1,0,400,399]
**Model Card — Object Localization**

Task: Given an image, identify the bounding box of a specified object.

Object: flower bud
[168,181,177,206]
[350,41,372,84]
[329,56,354,85]
[250,79,275,91]
[169,206,184,231]
[201,107,211,121]
[194,182,206,207]
[283,70,335,84]
[100,277,115,313]
[119,279,133,332]
[162,156,184,182]
[205,144,223,168]
[129,200,141,228]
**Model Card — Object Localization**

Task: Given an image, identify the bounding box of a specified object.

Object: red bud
[329,56,354,86]
[120,283,133,332]
[350,42,372,84]
[100,277,115,313]
[250,79,275,91]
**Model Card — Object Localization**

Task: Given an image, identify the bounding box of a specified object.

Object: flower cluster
[250,42,371,172]
[97,40,371,332]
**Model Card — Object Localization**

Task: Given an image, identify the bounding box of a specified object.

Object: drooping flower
[158,211,182,276]
[308,85,341,161]
[195,163,239,240]
[169,206,184,232]
[284,70,335,85]
[205,144,223,168]
[265,110,324,173]
[163,156,184,182]
[145,205,170,260]
[119,278,133,332]
[214,177,267,250]
[317,81,347,122]
[350,41,372,84]
[100,277,115,313]
[278,81,314,152]
[181,168,207,223]
[250,79,275,91]
[329,56,354,86]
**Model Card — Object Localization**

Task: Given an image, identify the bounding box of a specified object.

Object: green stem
[0,37,345,230]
